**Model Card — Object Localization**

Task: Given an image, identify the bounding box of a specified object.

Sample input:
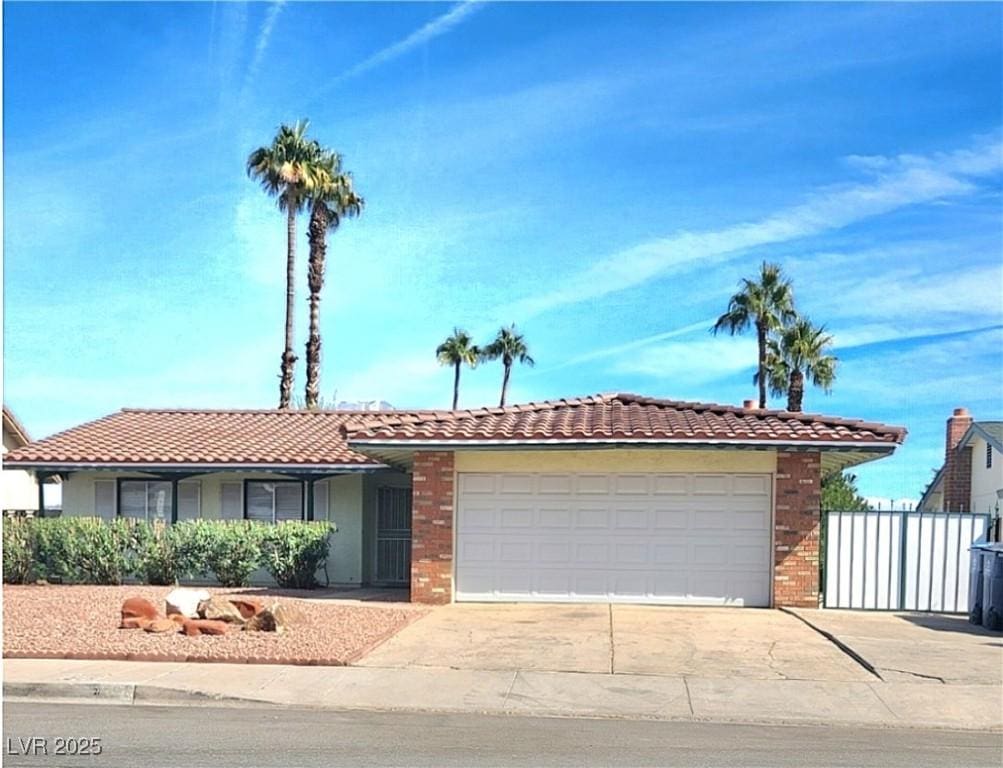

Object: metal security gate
[822,510,991,612]
[375,487,412,585]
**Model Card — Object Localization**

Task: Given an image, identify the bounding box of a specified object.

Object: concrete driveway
[789,609,1003,685]
[357,604,874,681]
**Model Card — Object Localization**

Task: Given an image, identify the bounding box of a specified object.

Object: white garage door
[455,472,773,606]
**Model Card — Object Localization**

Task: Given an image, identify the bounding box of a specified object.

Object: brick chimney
[944,407,973,512]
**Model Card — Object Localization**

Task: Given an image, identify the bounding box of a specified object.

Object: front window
[245,481,303,523]
[988,443,994,469]
[119,480,172,522]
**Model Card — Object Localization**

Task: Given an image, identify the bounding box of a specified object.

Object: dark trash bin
[970,545,987,625]
[981,546,1003,632]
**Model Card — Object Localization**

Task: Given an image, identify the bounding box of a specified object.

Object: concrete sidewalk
[4,658,999,732]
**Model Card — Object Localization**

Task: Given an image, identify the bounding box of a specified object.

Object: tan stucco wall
[58,470,369,585]
[2,428,39,511]
[971,436,1003,515]
[453,448,778,475]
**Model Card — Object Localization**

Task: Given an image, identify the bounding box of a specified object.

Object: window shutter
[220,482,242,520]
[246,483,275,523]
[178,482,200,520]
[119,481,148,520]
[313,482,329,521]
[94,480,115,519]
[275,483,303,522]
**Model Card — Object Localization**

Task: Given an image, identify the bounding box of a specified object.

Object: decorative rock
[228,597,263,619]
[243,601,297,633]
[120,597,159,629]
[120,616,153,630]
[243,610,277,632]
[143,618,178,633]
[198,596,246,624]
[181,618,230,636]
[165,588,210,619]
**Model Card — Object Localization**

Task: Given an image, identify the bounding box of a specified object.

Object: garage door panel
[456,472,772,606]
[614,508,649,528]
[459,474,496,494]
[575,508,610,528]
[614,475,649,495]
[576,475,610,494]
[538,474,573,494]
[500,507,534,528]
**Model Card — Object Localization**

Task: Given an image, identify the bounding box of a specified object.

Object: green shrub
[205,521,267,587]
[33,517,132,585]
[2,517,36,583]
[260,521,335,589]
[131,521,182,585]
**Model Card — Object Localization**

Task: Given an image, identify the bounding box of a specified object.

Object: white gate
[823,510,991,612]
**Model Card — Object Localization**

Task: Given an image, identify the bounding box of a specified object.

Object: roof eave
[1,460,390,474]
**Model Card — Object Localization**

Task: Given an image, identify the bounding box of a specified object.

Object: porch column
[773,451,822,607]
[410,451,455,604]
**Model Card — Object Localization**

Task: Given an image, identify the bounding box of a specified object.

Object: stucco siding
[453,448,778,475]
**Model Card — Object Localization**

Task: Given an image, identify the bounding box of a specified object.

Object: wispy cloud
[240,0,287,105]
[498,136,1003,321]
[308,1,485,100]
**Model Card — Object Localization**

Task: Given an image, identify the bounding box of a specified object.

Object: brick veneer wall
[774,451,822,608]
[410,451,455,604]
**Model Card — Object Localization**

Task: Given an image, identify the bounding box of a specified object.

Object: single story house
[4,393,905,608]
[917,407,1002,516]
[3,405,42,514]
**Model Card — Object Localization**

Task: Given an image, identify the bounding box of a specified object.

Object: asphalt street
[3,702,1000,768]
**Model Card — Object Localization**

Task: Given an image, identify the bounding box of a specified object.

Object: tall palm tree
[304,150,364,409]
[712,262,796,409]
[436,329,480,410]
[759,317,837,412]
[247,120,326,409]
[483,325,534,407]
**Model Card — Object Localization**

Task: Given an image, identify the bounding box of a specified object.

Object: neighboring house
[2,405,41,513]
[3,393,905,608]
[917,407,1003,515]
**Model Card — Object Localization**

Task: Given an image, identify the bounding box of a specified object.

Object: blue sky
[3,2,1002,506]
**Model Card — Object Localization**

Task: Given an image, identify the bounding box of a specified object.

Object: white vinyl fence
[823,511,991,612]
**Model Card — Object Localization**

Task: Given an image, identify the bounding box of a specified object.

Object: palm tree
[483,325,535,407]
[247,120,326,409]
[712,262,796,409]
[759,317,837,412]
[436,329,480,410]
[304,150,364,409]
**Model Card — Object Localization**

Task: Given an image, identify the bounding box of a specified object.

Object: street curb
[5,679,1000,733]
[3,681,268,708]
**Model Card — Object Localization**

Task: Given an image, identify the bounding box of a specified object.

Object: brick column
[774,451,821,608]
[410,451,455,604]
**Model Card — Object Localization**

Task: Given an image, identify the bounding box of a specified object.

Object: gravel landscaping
[3,585,427,666]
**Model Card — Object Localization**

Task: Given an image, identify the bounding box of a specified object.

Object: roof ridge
[343,394,614,434]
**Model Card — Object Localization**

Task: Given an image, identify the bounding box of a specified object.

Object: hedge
[2,517,335,588]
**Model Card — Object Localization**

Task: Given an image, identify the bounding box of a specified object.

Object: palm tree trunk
[452,361,460,410]
[756,320,767,409]
[499,362,511,407]
[305,203,328,409]
[787,369,805,412]
[279,203,298,409]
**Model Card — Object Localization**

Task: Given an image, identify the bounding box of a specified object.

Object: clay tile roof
[2,405,31,446]
[3,408,433,468]
[344,393,907,446]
